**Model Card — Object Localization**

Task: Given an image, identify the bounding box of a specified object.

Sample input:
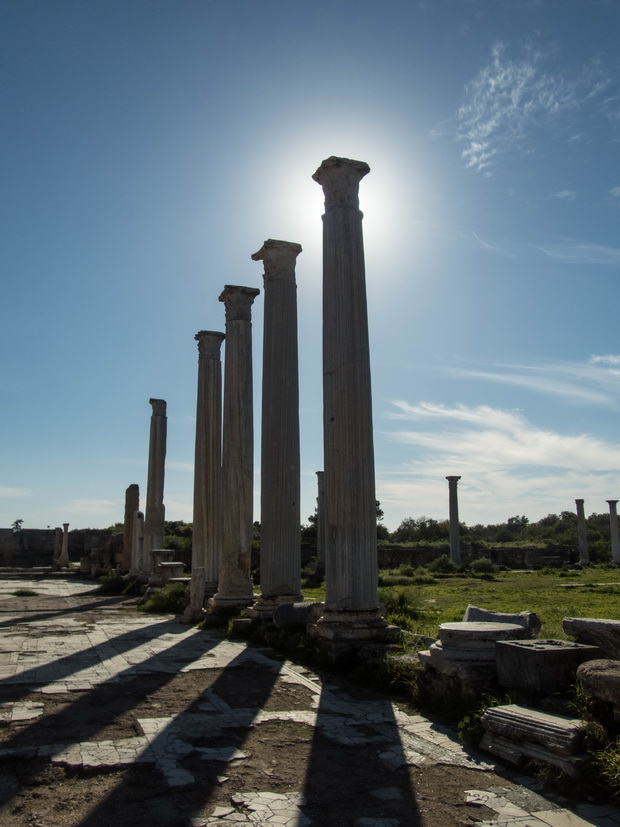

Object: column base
[207,592,256,615]
[246,593,303,620]
[307,609,401,663]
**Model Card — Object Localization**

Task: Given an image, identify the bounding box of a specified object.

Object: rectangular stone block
[496,639,602,694]
[481,704,584,755]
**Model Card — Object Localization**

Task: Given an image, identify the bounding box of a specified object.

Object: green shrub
[96,572,126,595]
[137,583,187,614]
[377,586,421,628]
[458,692,506,746]
[427,554,458,574]
[469,557,497,575]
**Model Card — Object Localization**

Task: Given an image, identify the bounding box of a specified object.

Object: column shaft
[122,484,139,572]
[210,286,259,609]
[143,399,167,568]
[575,499,589,565]
[607,500,620,565]
[193,331,225,596]
[446,476,462,565]
[58,523,69,567]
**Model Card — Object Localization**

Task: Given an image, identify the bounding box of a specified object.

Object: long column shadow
[300,678,422,826]
[0,624,226,813]
[0,615,190,703]
[72,646,285,827]
[0,594,142,629]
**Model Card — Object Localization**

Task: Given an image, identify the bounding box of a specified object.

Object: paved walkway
[0,576,619,826]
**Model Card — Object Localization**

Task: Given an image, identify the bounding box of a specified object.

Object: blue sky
[2,0,620,532]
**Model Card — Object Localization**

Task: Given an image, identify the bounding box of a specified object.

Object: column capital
[251,239,302,283]
[608,500,619,506]
[219,285,260,321]
[575,499,585,507]
[446,476,462,483]
[149,398,166,416]
[312,156,370,211]
[195,330,225,359]
[62,523,69,531]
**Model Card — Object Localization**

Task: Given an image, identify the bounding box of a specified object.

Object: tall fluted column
[311,155,391,644]
[58,523,69,567]
[122,484,139,572]
[446,476,462,565]
[192,331,226,599]
[250,239,303,616]
[143,399,167,570]
[575,499,590,565]
[607,500,620,565]
[209,285,260,611]
[315,470,326,577]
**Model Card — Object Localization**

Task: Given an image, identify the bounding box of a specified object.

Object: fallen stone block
[481,704,585,755]
[496,639,602,695]
[463,604,541,637]
[577,659,620,719]
[479,731,588,778]
[563,617,620,659]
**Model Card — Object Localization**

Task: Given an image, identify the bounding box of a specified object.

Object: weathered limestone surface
[446,476,461,564]
[463,604,541,637]
[608,500,620,565]
[273,602,325,630]
[480,704,587,777]
[311,155,387,642]
[252,239,302,615]
[121,484,139,572]
[575,498,589,565]
[210,286,259,611]
[129,510,146,580]
[496,638,602,694]
[577,658,620,718]
[563,617,620,659]
[143,399,167,570]
[192,331,225,597]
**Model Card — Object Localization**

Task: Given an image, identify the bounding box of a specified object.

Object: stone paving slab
[2,576,620,826]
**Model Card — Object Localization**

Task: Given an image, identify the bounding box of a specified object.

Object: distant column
[130,511,146,578]
[143,399,167,570]
[607,500,620,565]
[192,331,226,598]
[251,239,303,616]
[209,285,260,611]
[58,523,70,567]
[315,470,326,577]
[122,484,139,572]
[311,155,391,645]
[446,476,462,565]
[53,527,62,565]
[575,499,590,565]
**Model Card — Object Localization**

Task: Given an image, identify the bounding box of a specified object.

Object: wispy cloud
[549,189,576,201]
[0,486,31,498]
[447,355,620,408]
[537,239,620,266]
[377,400,620,525]
[610,186,620,197]
[457,43,617,174]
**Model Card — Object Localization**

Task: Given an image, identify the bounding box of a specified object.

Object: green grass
[12,588,37,597]
[301,566,620,639]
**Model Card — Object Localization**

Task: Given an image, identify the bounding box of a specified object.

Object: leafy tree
[11,519,23,532]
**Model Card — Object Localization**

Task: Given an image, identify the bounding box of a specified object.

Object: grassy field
[302,566,620,640]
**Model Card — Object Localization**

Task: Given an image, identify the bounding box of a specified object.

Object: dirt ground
[0,582,569,827]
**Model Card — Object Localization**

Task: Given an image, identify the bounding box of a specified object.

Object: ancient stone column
[53,526,62,565]
[143,399,167,570]
[250,239,303,616]
[121,484,139,572]
[129,510,146,579]
[58,523,70,567]
[311,155,391,644]
[575,499,590,565]
[446,476,462,565]
[209,286,260,611]
[192,330,225,601]
[607,500,620,565]
[315,470,326,577]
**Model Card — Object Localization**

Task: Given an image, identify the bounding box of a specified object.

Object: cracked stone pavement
[1,575,620,826]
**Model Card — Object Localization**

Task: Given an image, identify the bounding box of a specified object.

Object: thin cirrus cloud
[548,190,576,201]
[456,42,613,174]
[448,355,620,408]
[536,239,620,266]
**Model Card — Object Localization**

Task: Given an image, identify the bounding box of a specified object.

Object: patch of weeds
[137,583,187,614]
[12,588,37,597]
[458,692,507,747]
[378,586,421,628]
[96,572,127,595]
[122,577,141,596]
[592,738,620,803]
[468,557,498,576]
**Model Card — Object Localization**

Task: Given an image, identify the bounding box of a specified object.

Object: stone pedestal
[608,500,620,565]
[121,484,139,572]
[310,155,388,646]
[144,399,167,571]
[58,523,70,567]
[250,239,303,618]
[192,331,225,601]
[446,476,461,565]
[496,639,602,695]
[575,498,589,565]
[209,286,260,612]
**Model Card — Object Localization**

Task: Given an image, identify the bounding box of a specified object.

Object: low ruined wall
[1,528,122,568]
